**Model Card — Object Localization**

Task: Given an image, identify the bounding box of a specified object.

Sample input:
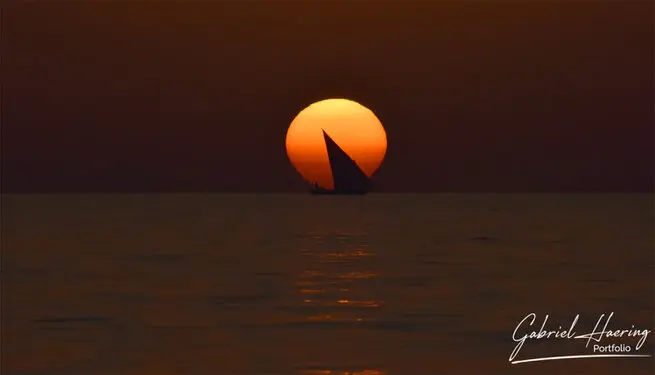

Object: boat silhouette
[311,130,371,195]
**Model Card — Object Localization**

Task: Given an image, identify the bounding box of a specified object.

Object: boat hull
[311,189,367,195]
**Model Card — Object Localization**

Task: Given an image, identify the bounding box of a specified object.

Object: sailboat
[311,130,371,195]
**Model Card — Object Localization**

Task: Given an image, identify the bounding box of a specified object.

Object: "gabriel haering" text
[510,312,651,362]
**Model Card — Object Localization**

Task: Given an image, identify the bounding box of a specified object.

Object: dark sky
[3,1,653,193]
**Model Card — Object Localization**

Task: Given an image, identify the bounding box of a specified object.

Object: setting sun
[285,98,387,189]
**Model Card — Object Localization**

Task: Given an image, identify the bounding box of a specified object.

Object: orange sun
[285,98,387,189]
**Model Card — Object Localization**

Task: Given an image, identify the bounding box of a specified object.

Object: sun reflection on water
[294,230,383,324]
[290,228,386,374]
[298,370,387,375]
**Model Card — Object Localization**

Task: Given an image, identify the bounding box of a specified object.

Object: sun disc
[285,98,387,189]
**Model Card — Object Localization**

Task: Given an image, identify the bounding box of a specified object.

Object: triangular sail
[322,130,371,193]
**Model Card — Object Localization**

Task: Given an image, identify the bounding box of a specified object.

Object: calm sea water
[2,194,653,375]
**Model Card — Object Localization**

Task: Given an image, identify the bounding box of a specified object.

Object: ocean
[2,193,653,375]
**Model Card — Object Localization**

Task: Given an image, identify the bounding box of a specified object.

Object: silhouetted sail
[312,130,371,195]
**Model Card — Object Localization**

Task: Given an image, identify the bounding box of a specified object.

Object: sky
[3,0,653,193]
